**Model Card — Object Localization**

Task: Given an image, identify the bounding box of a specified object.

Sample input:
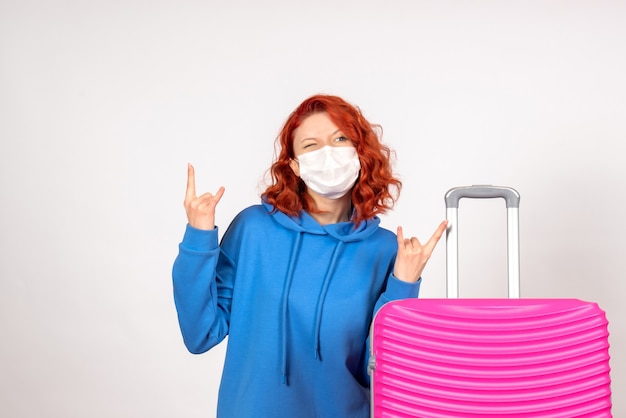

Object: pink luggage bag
[368,186,612,417]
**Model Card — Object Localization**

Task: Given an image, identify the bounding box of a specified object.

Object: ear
[289,158,300,177]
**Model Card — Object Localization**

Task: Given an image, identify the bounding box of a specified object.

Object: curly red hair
[263,94,402,225]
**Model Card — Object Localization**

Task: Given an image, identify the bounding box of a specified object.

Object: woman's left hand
[393,221,448,283]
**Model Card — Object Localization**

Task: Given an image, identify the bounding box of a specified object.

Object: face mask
[296,146,361,199]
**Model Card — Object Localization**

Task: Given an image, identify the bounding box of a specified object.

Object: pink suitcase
[369,186,612,417]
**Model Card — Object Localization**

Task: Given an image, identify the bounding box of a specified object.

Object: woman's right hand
[184,164,225,230]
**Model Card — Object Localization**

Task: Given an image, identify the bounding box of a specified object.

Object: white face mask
[296,146,361,199]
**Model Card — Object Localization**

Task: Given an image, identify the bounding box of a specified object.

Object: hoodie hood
[261,199,382,384]
[261,200,381,243]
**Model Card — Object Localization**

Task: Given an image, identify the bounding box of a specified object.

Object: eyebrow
[299,129,343,143]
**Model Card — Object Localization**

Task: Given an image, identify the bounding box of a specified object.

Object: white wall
[1,0,624,416]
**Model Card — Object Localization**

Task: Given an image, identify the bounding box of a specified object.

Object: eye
[335,136,349,143]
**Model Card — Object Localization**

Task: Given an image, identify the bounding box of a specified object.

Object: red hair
[263,94,402,225]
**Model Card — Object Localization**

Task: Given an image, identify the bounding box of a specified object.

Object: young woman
[173,94,447,417]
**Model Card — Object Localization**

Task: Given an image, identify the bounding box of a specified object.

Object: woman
[173,94,447,417]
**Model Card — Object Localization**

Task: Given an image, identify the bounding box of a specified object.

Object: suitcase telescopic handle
[445,186,521,299]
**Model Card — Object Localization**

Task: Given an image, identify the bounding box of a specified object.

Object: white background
[1,0,624,416]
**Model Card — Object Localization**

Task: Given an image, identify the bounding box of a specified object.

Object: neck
[307,192,352,225]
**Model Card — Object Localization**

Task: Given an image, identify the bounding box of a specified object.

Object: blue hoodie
[173,200,421,417]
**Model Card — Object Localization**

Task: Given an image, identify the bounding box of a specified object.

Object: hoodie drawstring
[281,235,345,383]
[313,241,344,360]
[280,232,303,385]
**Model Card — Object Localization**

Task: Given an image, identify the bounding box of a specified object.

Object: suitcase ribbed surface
[371,299,612,417]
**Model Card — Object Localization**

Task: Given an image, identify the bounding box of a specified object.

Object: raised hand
[184,164,225,230]
[393,221,448,283]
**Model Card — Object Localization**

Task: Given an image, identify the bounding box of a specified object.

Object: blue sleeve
[374,273,421,312]
[362,274,422,385]
[172,224,234,354]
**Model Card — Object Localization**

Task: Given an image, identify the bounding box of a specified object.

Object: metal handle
[445,185,521,299]
[445,185,520,208]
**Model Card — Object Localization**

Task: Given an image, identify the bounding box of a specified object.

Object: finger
[214,186,225,204]
[396,226,405,246]
[196,187,225,202]
[425,220,448,250]
[185,163,196,202]
[195,187,226,209]
[436,220,449,238]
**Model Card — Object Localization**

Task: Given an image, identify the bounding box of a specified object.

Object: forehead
[293,112,340,140]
